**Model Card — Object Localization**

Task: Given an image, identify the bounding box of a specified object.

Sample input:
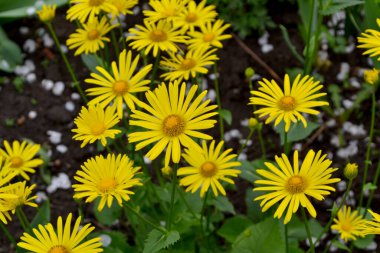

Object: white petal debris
[46,173,71,193]
[47,130,62,144]
[41,79,54,90]
[56,144,68,154]
[52,81,65,96]
[28,111,37,120]
[337,140,358,159]
[100,234,112,247]
[64,101,75,112]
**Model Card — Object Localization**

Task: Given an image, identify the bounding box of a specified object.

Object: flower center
[113,80,129,96]
[162,115,185,137]
[180,58,196,70]
[200,161,217,177]
[279,96,297,111]
[203,33,215,42]
[341,222,352,232]
[87,29,100,40]
[149,30,168,42]
[48,246,69,253]
[89,0,105,6]
[10,157,23,168]
[97,178,117,193]
[286,175,306,194]
[185,12,198,23]
[91,122,106,136]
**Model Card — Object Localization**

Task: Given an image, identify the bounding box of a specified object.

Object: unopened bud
[37,5,56,23]
[364,69,379,85]
[161,166,172,176]
[344,163,358,180]
[248,117,258,129]
[245,67,255,79]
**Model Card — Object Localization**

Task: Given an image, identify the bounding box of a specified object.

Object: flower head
[362,210,380,235]
[37,4,56,23]
[0,161,17,224]
[18,213,103,253]
[127,20,188,56]
[357,19,380,60]
[187,20,231,50]
[344,163,358,180]
[109,0,138,17]
[72,104,121,148]
[128,81,218,167]
[160,48,218,82]
[254,150,340,224]
[250,74,329,132]
[0,140,43,180]
[66,16,117,56]
[67,0,116,23]
[331,206,366,242]
[143,0,189,22]
[363,68,379,85]
[85,49,152,118]
[73,154,141,211]
[0,181,37,214]
[178,140,241,197]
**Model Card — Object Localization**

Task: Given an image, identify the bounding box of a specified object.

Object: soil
[0,2,379,253]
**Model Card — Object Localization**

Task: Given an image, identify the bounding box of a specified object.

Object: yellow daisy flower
[66,16,117,56]
[362,210,380,235]
[72,104,121,148]
[128,81,218,167]
[36,4,56,23]
[160,48,219,82]
[249,74,329,132]
[66,0,116,23]
[363,68,379,85]
[0,162,17,224]
[18,213,103,253]
[357,19,380,60]
[0,181,37,214]
[72,154,141,211]
[0,140,43,180]
[109,0,138,17]
[143,0,189,22]
[174,0,217,32]
[331,206,366,242]
[178,140,241,197]
[85,49,152,118]
[187,20,231,50]
[127,20,188,57]
[254,150,340,224]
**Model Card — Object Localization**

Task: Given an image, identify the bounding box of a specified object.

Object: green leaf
[219,109,232,125]
[363,182,377,192]
[0,27,22,72]
[238,160,260,182]
[279,25,304,64]
[30,200,50,229]
[327,84,342,110]
[96,231,137,253]
[143,229,180,253]
[274,121,320,145]
[81,54,102,73]
[93,198,122,226]
[217,215,253,243]
[212,195,235,214]
[353,234,375,249]
[320,0,364,16]
[331,240,350,251]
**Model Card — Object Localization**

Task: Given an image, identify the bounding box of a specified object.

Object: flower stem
[117,17,127,50]
[150,50,161,89]
[167,163,178,230]
[0,222,16,246]
[125,204,167,234]
[200,190,209,233]
[46,23,87,103]
[177,187,197,219]
[237,128,254,158]
[213,63,224,140]
[16,208,29,231]
[301,207,315,253]
[365,156,380,216]
[110,29,120,58]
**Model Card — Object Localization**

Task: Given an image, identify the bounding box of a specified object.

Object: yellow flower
[36,4,56,23]
[331,206,366,242]
[0,140,43,180]
[66,0,116,23]
[0,161,17,224]
[109,0,138,17]
[127,20,188,57]
[363,68,379,85]
[362,210,380,235]
[174,0,217,32]
[66,16,117,56]
[85,49,152,118]
[72,154,141,211]
[178,140,241,197]
[18,213,103,253]
[0,181,37,214]
[160,48,218,82]
[72,104,121,148]
[187,20,231,50]
[344,163,358,180]
[254,150,340,224]
[357,19,380,60]
[128,81,218,167]
[143,0,188,22]
[249,74,329,132]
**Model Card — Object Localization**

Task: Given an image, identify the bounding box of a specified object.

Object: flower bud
[37,5,56,23]
[248,117,258,129]
[245,67,255,79]
[364,69,379,85]
[344,163,358,180]
[161,166,172,177]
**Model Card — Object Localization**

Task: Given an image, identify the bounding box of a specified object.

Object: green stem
[303,0,317,75]
[167,163,178,230]
[301,207,315,253]
[257,127,266,159]
[177,187,197,219]
[347,9,361,33]
[285,223,289,253]
[117,17,127,50]
[213,63,224,140]
[110,29,120,58]
[46,23,87,103]
[0,221,16,246]
[365,156,380,216]
[125,204,167,234]
[105,145,112,153]
[200,190,209,233]
[358,90,376,212]
[16,208,28,231]
[237,128,254,158]
[150,50,161,89]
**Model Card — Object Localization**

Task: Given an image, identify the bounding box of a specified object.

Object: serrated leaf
[363,182,377,192]
[219,109,232,125]
[331,239,350,251]
[143,229,180,253]
[353,234,375,249]
[212,195,235,214]
[93,198,122,226]
[275,121,320,145]
[217,215,252,243]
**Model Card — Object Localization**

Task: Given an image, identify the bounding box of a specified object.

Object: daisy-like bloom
[363,68,379,85]
[0,181,37,214]
[66,0,116,23]
[72,154,141,211]
[18,213,103,253]
[109,0,138,17]
[72,104,121,148]
[127,20,188,57]
[128,81,218,167]
[331,206,366,242]
[85,49,152,118]
[0,162,17,224]
[160,48,218,81]
[178,140,241,197]
[66,16,117,56]
[362,210,380,235]
[36,4,56,23]
[143,0,189,22]
[249,74,329,132]
[173,0,217,32]
[254,150,340,224]
[357,19,380,60]
[188,20,232,50]
[0,140,43,180]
